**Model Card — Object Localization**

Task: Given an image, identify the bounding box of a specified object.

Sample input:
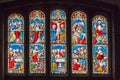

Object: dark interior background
[1,0,120,8]
[0,0,120,80]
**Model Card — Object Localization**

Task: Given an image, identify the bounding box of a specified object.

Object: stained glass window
[71,11,88,74]
[8,13,24,73]
[92,15,108,74]
[29,10,46,73]
[50,9,67,74]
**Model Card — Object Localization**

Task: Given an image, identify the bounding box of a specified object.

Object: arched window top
[29,10,45,31]
[8,13,24,19]
[29,10,45,19]
[50,9,66,20]
[8,13,24,31]
[71,11,87,20]
[92,15,107,31]
[92,15,107,21]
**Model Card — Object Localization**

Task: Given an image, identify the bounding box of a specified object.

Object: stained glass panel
[71,11,87,44]
[8,31,24,44]
[92,15,108,74]
[50,9,66,44]
[71,11,88,74]
[50,9,67,74]
[29,10,46,73]
[8,14,24,31]
[92,15,108,45]
[72,44,87,74]
[51,44,66,74]
[8,13,24,73]
[29,44,45,73]
[30,31,45,44]
[93,45,108,73]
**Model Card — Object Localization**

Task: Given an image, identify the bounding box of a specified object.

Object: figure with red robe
[77,33,86,44]
[96,47,104,60]
[96,21,103,37]
[14,31,20,43]
[32,32,40,43]
[9,58,16,69]
[73,59,80,70]
[32,46,39,63]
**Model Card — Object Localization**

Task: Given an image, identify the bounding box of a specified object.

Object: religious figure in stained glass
[92,15,108,45]
[92,15,108,74]
[51,44,66,74]
[50,9,67,74]
[30,44,45,73]
[93,45,108,73]
[8,31,24,44]
[29,10,46,73]
[8,13,24,73]
[72,45,87,73]
[50,9,66,44]
[30,31,45,44]
[71,11,88,74]
[71,11,87,44]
